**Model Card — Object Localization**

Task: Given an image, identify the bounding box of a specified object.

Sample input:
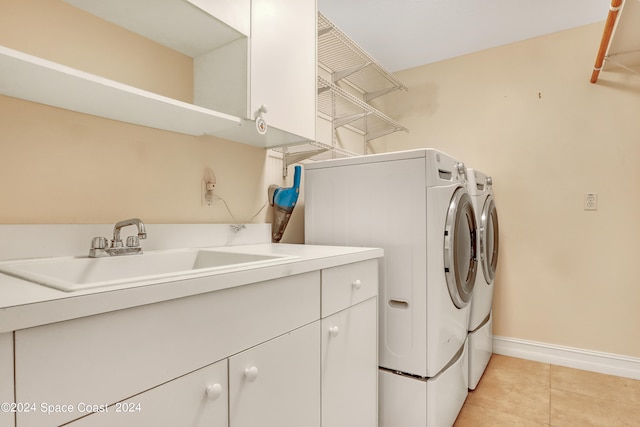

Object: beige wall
[0,0,303,243]
[375,22,640,358]
[4,1,637,357]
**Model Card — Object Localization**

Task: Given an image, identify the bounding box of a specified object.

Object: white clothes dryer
[466,168,499,390]
[305,149,478,426]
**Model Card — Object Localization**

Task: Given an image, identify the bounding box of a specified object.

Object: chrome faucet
[89,218,147,258]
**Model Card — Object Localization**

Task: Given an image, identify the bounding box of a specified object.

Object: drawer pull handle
[329,326,340,337]
[206,384,223,401]
[352,279,362,290]
[244,366,259,382]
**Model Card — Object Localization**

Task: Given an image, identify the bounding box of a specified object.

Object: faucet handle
[91,237,108,250]
[126,236,140,248]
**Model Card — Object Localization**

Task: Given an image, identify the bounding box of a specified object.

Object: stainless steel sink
[0,249,296,292]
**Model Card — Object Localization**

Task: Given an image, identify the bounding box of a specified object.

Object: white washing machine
[466,168,499,390]
[305,149,478,426]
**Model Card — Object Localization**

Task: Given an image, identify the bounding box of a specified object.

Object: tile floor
[453,354,640,427]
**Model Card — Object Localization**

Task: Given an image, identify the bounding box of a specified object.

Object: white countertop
[0,243,383,333]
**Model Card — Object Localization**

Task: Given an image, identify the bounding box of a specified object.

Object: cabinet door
[0,333,14,427]
[322,298,378,427]
[67,360,228,427]
[250,0,316,140]
[229,322,320,427]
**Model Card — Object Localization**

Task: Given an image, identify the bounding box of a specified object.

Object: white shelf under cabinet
[0,46,242,136]
[0,45,314,147]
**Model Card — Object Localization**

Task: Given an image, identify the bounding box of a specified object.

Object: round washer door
[480,195,499,284]
[444,187,478,308]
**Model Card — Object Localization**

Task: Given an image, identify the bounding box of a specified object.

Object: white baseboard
[492,336,640,380]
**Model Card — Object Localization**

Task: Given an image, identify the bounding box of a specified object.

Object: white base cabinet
[0,333,14,427]
[8,259,378,427]
[14,272,319,427]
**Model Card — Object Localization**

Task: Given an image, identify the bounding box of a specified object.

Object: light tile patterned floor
[454,354,640,427]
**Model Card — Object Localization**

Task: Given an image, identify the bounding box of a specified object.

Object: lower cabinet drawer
[321,259,378,317]
[67,359,228,427]
[14,272,319,427]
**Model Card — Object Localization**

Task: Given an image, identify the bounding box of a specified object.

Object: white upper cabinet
[197,0,317,146]
[0,0,315,148]
[249,0,317,142]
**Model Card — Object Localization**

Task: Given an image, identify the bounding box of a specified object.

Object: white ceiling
[318,0,611,72]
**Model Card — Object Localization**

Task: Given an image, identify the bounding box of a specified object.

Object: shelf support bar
[364,86,400,102]
[365,127,406,142]
[334,112,369,129]
[318,27,332,38]
[281,149,328,177]
[333,62,371,83]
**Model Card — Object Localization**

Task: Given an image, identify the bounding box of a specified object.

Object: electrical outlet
[584,193,598,211]
[201,179,216,206]
[202,168,217,207]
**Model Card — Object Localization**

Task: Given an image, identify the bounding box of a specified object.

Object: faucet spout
[89,218,147,257]
[113,218,147,245]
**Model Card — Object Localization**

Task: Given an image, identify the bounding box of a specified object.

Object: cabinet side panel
[0,333,15,427]
[194,37,248,117]
[15,272,319,427]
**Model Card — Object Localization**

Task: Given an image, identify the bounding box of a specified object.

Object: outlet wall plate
[584,193,598,211]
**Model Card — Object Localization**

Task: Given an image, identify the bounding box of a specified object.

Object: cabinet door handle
[206,384,223,401]
[352,279,362,290]
[244,366,259,382]
[329,326,340,337]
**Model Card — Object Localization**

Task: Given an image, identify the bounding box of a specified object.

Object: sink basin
[0,249,297,292]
